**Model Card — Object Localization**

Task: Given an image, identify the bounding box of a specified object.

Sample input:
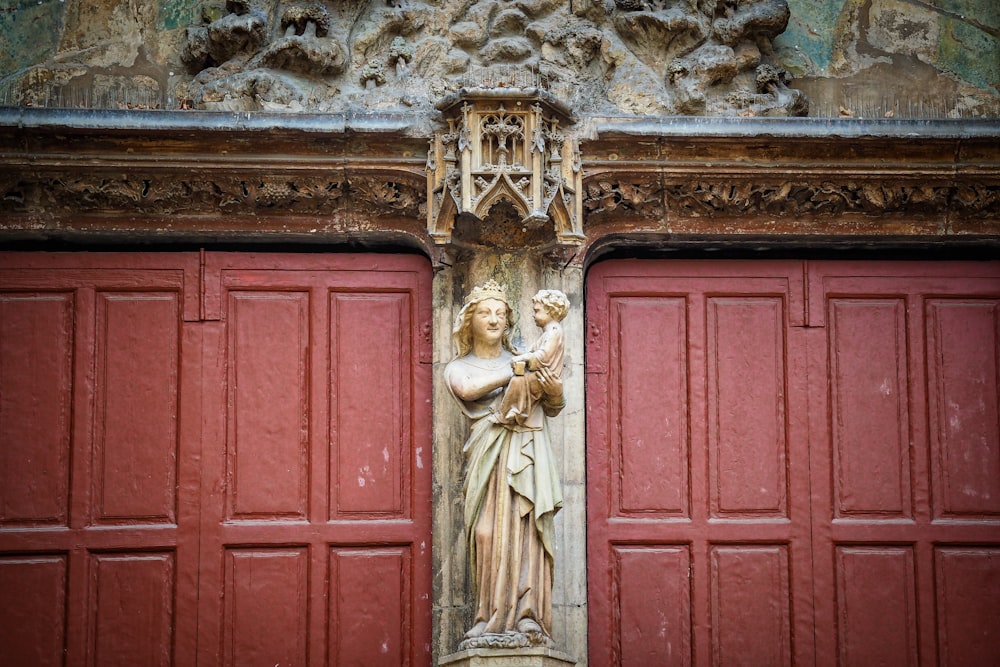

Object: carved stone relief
[173,0,806,115]
[0,173,423,219]
[0,0,804,115]
[661,180,976,216]
[4,172,996,224]
[580,178,1000,220]
[583,180,665,219]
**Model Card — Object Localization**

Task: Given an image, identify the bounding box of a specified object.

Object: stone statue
[445,280,566,650]
[498,290,570,429]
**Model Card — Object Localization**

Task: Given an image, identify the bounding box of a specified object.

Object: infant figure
[498,289,570,429]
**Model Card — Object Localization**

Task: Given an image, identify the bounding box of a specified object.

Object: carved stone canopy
[427,80,584,249]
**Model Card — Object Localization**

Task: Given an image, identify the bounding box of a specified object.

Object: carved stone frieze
[581,177,999,221]
[583,179,664,219]
[952,184,1000,217]
[0,173,427,219]
[2,111,996,255]
[661,180,984,217]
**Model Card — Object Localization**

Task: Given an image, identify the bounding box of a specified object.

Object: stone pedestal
[439,647,577,667]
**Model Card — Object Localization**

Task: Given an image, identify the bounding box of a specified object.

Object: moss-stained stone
[775,0,999,114]
[933,0,1000,33]
[0,0,65,75]
[157,0,209,31]
[775,0,846,73]
[938,14,1000,93]
[868,0,940,62]
[1,0,996,116]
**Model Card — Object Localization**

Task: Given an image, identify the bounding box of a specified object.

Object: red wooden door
[0,253,202,666]
[586,260,814,666]
[587,259,1000,667]
[0,251,432,666]
[807,261,1000,667]
[196,253,432,667]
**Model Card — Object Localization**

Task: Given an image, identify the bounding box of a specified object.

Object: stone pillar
[431,250,587,666]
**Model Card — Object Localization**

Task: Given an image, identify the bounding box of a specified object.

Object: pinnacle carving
[426,82,584,248]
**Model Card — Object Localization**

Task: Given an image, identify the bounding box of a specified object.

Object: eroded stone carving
[583,180,665,219]
[662,180,959,216]
[4,170,995,222]
[0,174,431,219]
[444,281,567,651]
[175,0,805,115]
[0,0,806,115]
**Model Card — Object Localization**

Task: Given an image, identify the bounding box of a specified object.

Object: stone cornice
[1,110,998,262]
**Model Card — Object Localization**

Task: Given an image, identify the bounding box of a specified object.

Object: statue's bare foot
[516,618,542,634]
[464,621,487,639]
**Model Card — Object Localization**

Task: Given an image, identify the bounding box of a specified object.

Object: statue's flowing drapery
[447,357,563,638]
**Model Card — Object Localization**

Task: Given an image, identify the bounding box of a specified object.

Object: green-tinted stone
[0,0,64,75]
[938,15,1000,92]
[928,0,1000,34]
[776,0,850,72]
[157,0,210,31]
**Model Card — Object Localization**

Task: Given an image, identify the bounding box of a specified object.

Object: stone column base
[439,647,577,667]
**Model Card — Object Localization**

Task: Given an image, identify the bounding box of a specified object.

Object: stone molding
[2,111,998,258]
[582,178,999,218]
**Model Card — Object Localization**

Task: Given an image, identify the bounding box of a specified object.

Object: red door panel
[587,259,1000,666]
[807,261,1000,667]
[198,253,432,667]
[0,253,201,667]
[0,292,73,526]
[223,547,309,665]
[0,555,68,666]
[587,260,813,667]
[1,251,431,666]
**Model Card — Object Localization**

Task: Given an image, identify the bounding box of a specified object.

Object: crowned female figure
[445,280,565,649]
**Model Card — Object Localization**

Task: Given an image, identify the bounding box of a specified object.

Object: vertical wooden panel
[708,298,787,516]
[91,552,174,667]
[613,545,691,667]
[223,548,308,666]
[331,547,407,666]
[228,292,309,519]
[0,294,73,525]
[927,300,1000,517]
[829,299,911,517]
[614,297,688,516]
[0,556,67,666]
[935,548,1000,666]
[95,293,179,522]
[331,293,407,517]
[711,545,790,666]
[835,547,917,666]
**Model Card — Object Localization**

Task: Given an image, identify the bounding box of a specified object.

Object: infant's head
[532,289,570,323]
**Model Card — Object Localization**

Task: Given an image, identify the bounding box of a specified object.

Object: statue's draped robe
[446,355,564,637]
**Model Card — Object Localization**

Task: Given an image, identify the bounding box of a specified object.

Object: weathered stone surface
[774,0,1000,117]
[3,0,998,116]
[1,0,808,116]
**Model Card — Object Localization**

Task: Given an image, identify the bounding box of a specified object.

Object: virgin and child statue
[444,280,569,650]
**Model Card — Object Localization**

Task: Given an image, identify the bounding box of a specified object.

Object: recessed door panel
[587,260,811,667]
[201,253,432,667]
[0,294,73,526]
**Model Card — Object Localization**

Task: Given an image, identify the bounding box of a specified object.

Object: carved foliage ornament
[0,174,423,218]
[427,84,584,247]
[580,179,999,218]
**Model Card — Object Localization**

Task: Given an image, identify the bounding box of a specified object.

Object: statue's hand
[536,366,563,399]
[537,366,565,417]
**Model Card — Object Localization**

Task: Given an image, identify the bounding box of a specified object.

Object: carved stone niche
[427,79,584,249]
